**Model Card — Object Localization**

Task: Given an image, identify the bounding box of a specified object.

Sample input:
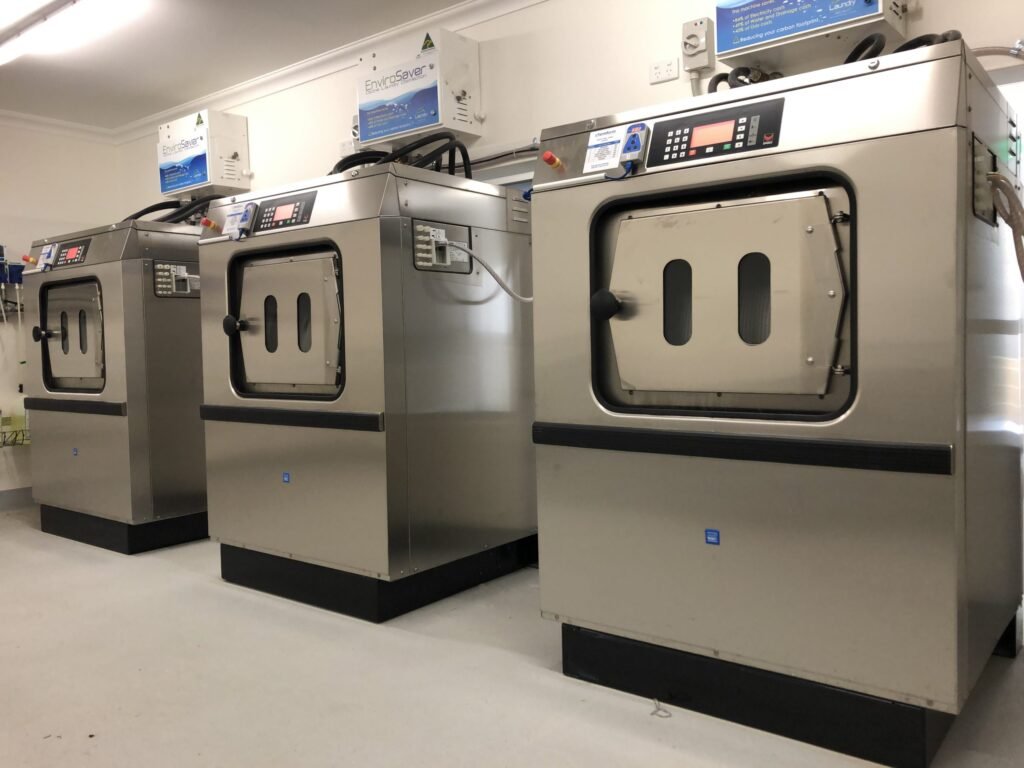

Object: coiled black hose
[158,194,222,224]
[329,150,388,175]
[845,33,887,63]
[121,200,181,222]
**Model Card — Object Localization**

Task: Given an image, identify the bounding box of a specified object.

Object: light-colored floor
[0,504,1021,768]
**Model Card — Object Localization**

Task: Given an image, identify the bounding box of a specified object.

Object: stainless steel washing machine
[23,221,208,553]
[531,41,1022,768]
[198,164,535,621]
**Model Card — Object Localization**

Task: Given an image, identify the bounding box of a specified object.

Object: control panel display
[647,98,784,168]
[253,191,317,233]
[54,239,91,267]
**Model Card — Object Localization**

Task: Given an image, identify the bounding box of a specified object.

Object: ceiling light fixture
[0,0,151,67]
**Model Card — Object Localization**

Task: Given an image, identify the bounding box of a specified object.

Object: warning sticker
[422,33,435,52]
[583,126,627,174]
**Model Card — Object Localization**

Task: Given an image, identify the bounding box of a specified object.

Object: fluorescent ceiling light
[0,1,56,33]
[0,0,150,67]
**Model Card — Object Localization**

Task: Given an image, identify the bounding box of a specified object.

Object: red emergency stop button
[22,255,36,264]
[542,150,563,169]
[200,216,222,233]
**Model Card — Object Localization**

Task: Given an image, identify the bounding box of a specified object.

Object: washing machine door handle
[590,289,622,322]
[222,314,249,336]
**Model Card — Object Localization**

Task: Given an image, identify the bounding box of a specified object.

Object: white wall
[0,123,123,426]
[111,0,1024,209]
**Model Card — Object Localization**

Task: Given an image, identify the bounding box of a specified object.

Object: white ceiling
[0,0,465,129]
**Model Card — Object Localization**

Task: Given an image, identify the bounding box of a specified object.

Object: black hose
[159,194,221,224]
[329,150,388,175]
[455,142,472,179]
[708,73,730,92]
[893,33,944,53]
[121,200,181,222]
[413,138,460,170]
[845,33,887,63]
[374,131,458,165]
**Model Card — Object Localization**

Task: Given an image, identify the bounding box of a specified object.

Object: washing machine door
[39,278,105,391]
[230,250,343,397]
[604,189,846,397]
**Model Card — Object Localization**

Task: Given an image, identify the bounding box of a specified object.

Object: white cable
[988,173,1024,281]
[689,70,702,98]
[444,241,533,303]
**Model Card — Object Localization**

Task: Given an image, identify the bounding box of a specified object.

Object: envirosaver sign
[716,0,880,54]
[158,110,211,194]
[358,52,441,142]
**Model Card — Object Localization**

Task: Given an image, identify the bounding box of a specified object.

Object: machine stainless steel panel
[531,38,1021,723]
[200,164,535,582]
[23,221,206,524]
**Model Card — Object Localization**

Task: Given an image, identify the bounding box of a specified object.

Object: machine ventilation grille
[221,158,241,182]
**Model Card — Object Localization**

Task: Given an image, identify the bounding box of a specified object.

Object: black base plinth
[562,624,954,768]
[993,609,1022,659]
[221,535,538,623]
[40,505,208,555]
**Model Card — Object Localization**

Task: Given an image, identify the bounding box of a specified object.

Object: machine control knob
[590,289,622,322]
[222,315,249,336]
[31,326,53,342]
[542,150,563,169]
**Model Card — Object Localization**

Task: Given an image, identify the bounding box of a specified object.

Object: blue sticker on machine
[282,472,291,484]
[72,447,78,457]
[716,0,881,55]
[705,529,721,546]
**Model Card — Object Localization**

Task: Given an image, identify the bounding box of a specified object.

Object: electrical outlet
[683,17,715,71]
[649,58,680,85]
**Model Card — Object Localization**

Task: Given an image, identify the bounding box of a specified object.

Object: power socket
[649,58,680,85]
[683,17,715,72]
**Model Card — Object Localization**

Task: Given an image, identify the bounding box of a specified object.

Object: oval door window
[78,310,88,354]
[264,296,278,353]
[663,259,693,346]
[738,252,771,345]
[297,293,312,353]
[60,311,69,354]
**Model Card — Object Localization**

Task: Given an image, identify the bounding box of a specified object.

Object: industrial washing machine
[23,221,208,553]
[199,163,535,622]
[531,41,1022,768]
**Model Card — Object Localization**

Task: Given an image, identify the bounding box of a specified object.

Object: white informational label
[449,241,470,263]
[428,227,446,241]
[221,203,246,239]
[583,126,627,174]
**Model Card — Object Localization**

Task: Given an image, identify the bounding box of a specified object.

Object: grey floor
[0,504,1021,768]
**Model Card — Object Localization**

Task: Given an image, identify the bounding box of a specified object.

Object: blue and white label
[358,53,441,142]
[71,447,78,457]
[583,125,627,174]
[716,0,880,55]
[282,472,291,484]
[159,152,209,194]
[705,528,721,546]
[158,110,211,194]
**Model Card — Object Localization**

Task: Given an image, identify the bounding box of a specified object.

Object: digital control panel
[54,239,91,267]
[253,191,317,233]
[647,98,784,168]
[154,262,200,298]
